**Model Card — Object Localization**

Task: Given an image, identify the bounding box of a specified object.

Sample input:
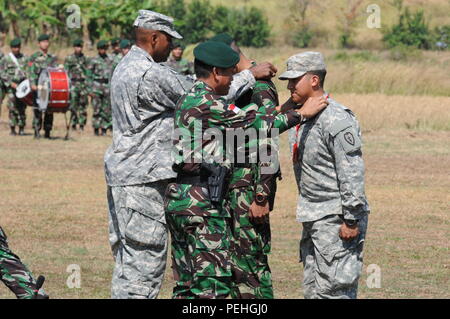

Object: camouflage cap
[10,37,21,47]
[194,41,240,68]
[38,34,50,42]
[119,39,131,49]
[279,51,327,80]
[133,10,182,39]
[97,40,109,49]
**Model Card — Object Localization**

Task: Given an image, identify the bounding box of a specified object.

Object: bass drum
[37,68,70,113]
[15,79,34,106]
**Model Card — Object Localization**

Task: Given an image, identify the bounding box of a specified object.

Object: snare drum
[15,79,34,106]
[37,68,71,113]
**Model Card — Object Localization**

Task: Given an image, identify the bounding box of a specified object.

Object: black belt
[176,174,208,188]
[71,78,85,82]
[95,79,109,84]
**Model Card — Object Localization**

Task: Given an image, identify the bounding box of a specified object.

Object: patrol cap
[10,38,21,47]
[97,40,109,49]
[133,10,182,39]
[279,51,327,80]
[38,34,50,42]
[210,33,234,46]
[111,37,120,46]
[73,39,83,47]
[119,39,131,49]
[194,41,240,69]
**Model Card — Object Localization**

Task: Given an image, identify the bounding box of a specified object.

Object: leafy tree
[183,0,213,43]
[383,8,432,49]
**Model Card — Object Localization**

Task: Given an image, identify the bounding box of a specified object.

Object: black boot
[44,130,51,139]
[101,128,107,136]
[94,128,99,136]
[72,124,77,131]
[10,127,17,136]
[18,127,25,136]
[80,125,84,131]
[34,129,41,139]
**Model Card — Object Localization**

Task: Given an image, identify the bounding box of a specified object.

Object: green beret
[194,41,240,68]
[172,40,185,50]
[38,34,50,42]
[111,37,120,46]
[97,40,108,49]
[209,33,234,46]
[73,39,83,47]
[119,39,131,49]
[10,38,21,47]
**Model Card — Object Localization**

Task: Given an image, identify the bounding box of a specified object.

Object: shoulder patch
[330,119,361,154]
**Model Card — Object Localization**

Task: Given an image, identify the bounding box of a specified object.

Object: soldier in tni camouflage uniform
[64,39,89,131]
[0,226,48,299]
[166,41,326,299]
[87,40,114,136]
[280,52,370,299]
[28,34,57,139]
[165,41,194,75]
[0,38,28,136]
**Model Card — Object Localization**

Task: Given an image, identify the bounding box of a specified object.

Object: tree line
[0,0,271,48]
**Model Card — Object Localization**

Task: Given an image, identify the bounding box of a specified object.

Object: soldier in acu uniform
[28,34,57,139]
[280,52,370,299]
[0,38,28,136]
[64,39,89,131]
[87,40,114,136]
[0,226,48,299]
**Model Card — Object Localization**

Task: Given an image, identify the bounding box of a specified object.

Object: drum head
[15,79,31,99]
[37,69,50,111]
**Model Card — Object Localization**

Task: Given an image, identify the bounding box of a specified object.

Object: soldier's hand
[11,82,18,89]
[250,62,278,80]
[339,223,360,241]
[249,201,270,224]
[297,96,328,119]
[31,84,38,91]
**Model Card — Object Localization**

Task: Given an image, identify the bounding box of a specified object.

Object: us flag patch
[228,104,241,114]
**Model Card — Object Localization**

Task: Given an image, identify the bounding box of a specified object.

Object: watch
[255,193,267,205]
[344,219,359,227]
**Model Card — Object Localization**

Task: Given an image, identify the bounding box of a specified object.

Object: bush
[211,6,271,47]
[383,8,432,49]
[182,0,213,43]
[292,28,313,48]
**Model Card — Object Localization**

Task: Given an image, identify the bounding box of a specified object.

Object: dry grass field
[0,90,448,299]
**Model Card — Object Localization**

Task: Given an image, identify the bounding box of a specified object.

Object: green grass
[0,99,449,299]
